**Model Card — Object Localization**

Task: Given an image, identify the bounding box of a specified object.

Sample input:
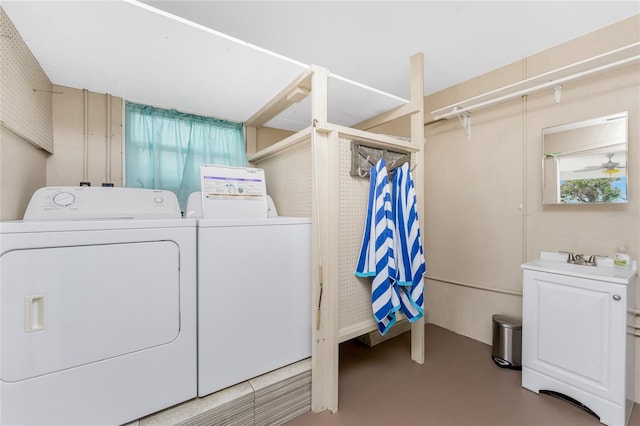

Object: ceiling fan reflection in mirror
[578,153,625,175]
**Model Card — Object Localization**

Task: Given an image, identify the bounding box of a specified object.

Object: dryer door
[1,241,180,382]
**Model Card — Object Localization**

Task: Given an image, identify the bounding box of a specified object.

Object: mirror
[542,112,628,204]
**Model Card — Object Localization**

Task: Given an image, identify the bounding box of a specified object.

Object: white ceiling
[3,1,638,131]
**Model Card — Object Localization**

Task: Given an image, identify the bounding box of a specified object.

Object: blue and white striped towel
[355,158,400,335]
[392,162,426,322]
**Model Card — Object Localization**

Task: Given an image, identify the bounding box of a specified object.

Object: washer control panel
[23,187,181,220]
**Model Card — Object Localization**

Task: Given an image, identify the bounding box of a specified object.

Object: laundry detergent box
[199,165,268,219]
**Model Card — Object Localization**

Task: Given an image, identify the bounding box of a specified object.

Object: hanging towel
[392,162,426,322]
[355,158,400,335]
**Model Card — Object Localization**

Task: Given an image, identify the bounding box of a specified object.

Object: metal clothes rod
[432,42,640,121]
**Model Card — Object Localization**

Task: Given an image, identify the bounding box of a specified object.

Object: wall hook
[553,85,562,104]
[356,154,374,177]
[350,140,411,179]
[454,107,471,140]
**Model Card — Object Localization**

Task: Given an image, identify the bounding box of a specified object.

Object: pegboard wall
[254,135,414,336]
[338,137,374,332]
[1,8,54,153]
[253,139,312,218]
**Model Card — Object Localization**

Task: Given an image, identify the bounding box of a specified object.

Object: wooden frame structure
[246,53,425,414]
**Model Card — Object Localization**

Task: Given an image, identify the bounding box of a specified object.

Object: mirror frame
[542,112,628,205]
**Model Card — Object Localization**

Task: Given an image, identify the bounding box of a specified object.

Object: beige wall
[0,7,53,153]
[48,86,123,187]
[0,7,52,220]
[420,15,640,398]
[0,82,122,221]
[424,82,526,339]
[255,126,295,151]
[0,125,47,220]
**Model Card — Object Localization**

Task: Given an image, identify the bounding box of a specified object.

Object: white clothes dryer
[0,187,197,426]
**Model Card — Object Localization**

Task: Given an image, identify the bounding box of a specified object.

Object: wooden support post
[245,125,257,158]
[409,52,426,365]
[310,65,340,413]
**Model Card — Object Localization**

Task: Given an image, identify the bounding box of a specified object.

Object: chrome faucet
[560,251,578,264]
[573,253,585,265]
[586,254,607,266]
[560,251,606,266]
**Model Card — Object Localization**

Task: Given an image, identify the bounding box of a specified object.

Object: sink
[522,251,637,284]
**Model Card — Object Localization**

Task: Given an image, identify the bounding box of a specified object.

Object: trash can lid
[492,314,522,329]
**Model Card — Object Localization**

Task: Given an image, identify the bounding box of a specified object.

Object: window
[125,101,247,211]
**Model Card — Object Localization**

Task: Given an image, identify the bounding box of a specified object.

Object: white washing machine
[0,187,197,426]
[186,193,311,397]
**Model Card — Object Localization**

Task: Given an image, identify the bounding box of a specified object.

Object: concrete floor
[286,324,638,426]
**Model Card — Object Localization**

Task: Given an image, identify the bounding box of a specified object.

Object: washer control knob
[52,191,75,207]
[153,197,164,204]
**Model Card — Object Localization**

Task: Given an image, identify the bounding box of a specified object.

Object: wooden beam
[409,52,426,365]
[247,127,312,163]
[317,123,419,153]
[310,65,340,414]
[246,69,313,128]
[338,320,378,343]
[309,65,328,128]
[352,100,419,131]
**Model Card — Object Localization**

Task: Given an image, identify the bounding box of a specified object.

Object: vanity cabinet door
[522,270,626,404]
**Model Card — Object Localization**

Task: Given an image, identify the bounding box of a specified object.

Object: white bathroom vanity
[522,251,637,426]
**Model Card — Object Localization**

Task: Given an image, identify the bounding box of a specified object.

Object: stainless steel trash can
[491,314,522,369]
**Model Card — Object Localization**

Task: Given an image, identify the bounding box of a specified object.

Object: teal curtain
[125,101,247,211]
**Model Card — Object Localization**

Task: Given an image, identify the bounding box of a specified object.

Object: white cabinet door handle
[613,294,622,301]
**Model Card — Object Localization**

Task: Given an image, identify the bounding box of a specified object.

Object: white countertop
[522,251,637,284]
